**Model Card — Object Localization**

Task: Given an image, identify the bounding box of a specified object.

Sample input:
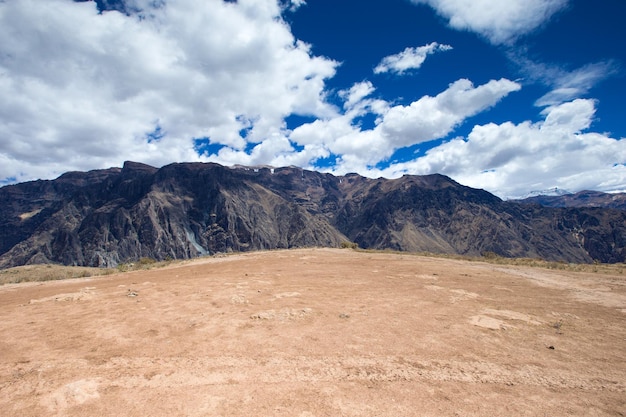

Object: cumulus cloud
[339,81,377,111]
[207,133,325,168]
[379,78,521,147]
[374,42,452,75]
[380,99,626,198]
[288,78,521,174]
[411,0,568,44]
[0,0,337,183]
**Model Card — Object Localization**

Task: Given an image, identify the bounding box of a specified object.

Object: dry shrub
[0,265,107,285]
[340,241,359,249]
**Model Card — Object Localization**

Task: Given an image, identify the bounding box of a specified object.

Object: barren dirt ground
[1,248,625,416]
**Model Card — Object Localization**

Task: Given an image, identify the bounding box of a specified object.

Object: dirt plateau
[1,248,625,416]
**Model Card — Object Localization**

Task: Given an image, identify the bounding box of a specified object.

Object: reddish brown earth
[1,248,625,416]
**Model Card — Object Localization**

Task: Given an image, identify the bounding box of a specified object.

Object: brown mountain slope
[1,161,626,267]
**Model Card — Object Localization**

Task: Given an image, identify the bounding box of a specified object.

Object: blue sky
[0,0,625,198]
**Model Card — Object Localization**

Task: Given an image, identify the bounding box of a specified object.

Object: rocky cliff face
[1,161,625,267]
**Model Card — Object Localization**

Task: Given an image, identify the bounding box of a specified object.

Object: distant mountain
[520,187,572,199]
[514,190,626,211]
[1,161,626,267]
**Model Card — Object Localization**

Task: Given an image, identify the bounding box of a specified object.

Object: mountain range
[1,161,625,268]
[514,190,626,211]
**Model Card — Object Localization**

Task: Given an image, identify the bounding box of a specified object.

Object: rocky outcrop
[1,161,625,267]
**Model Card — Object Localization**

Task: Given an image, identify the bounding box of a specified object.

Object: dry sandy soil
[1,248,624,416]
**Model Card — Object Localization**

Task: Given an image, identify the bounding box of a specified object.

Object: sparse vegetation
[481,251,499,259]
[340,241,359,249]
[474,253,626,274]
[1,257,175,285]
[116,257,170,273]
[356,247,626,274]
[0,264,114,285]
[138,257,157,266]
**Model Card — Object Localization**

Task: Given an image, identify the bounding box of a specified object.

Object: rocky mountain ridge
[1,161,625,267]
[514,190,626,211]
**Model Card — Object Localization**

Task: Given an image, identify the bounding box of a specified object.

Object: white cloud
[339,81,376,110]
[0,0,337,183]
[290,112,390,166]
[288,77,521,174]
[379,78,521,147]
[380,99,626,198]
[411,0,568,44]
[511,59,620,108]
[374,42,452,75]
[541,99,595,133]
[207,134,330,170]
[282,0,307,12]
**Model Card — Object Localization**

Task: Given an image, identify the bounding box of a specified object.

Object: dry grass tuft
[356,248,626,275]
[0,264,113,285]
[0,257,178,285]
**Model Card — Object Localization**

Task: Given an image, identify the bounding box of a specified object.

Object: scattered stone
[250,308,313,321]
